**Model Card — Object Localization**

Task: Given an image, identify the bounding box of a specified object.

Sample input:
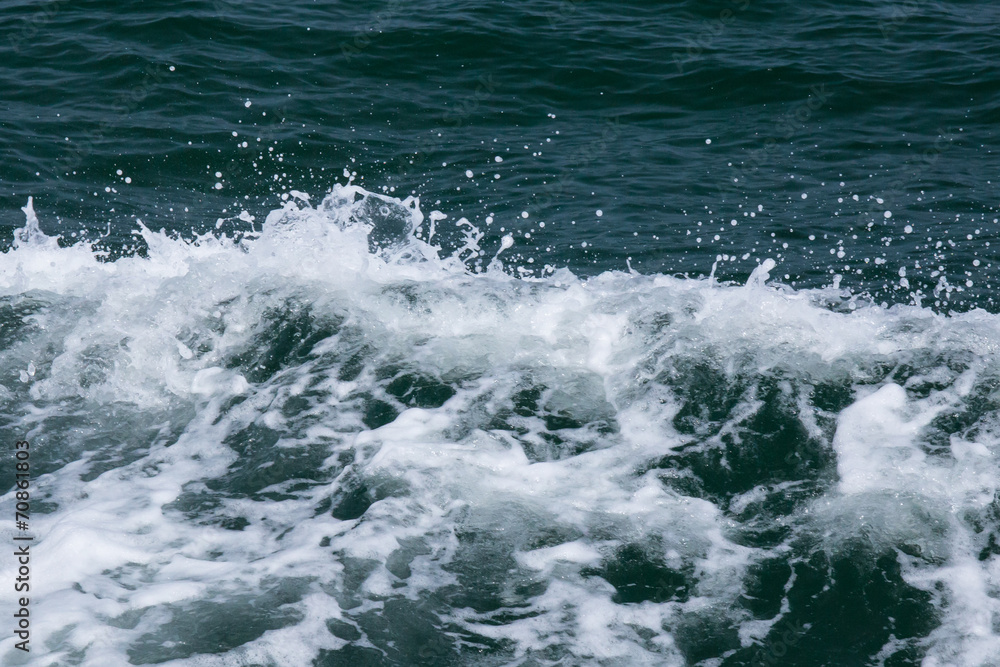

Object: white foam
[834,383,941,496]
[1,186,999,664]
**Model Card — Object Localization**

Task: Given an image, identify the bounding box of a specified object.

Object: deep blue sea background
[3,1,1000,666]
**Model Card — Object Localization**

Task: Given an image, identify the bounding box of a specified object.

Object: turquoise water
[2,1,1000,665]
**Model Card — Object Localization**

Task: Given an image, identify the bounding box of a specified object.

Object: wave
[1,186,999,665]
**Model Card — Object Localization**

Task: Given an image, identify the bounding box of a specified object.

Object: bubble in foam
[6,184,1000,666]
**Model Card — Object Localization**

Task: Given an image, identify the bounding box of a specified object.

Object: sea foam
[0,186,998,665]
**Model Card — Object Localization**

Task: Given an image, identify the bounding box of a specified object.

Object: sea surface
[2,1,1000,665]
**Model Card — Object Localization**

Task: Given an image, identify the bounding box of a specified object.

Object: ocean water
[2,1,1000,665]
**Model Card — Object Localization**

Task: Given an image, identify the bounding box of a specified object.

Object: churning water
[3,0,1000,664]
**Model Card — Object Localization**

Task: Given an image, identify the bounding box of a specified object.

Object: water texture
[1,1,1000,665]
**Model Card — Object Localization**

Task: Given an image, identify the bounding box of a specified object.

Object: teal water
[4,0,1000,306]
[2,1,1000,665]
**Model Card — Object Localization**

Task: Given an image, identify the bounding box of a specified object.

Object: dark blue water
[2,1,1000,665]
[4,0,1000,306]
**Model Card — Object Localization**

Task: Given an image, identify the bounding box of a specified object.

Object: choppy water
[2,1,1000,665]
